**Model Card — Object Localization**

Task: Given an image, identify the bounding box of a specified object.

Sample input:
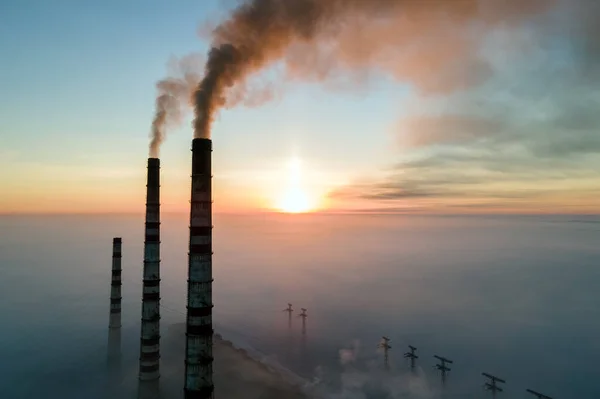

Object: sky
[0,0,599,214]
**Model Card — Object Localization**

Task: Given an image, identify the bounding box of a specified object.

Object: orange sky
[1,159,598,215]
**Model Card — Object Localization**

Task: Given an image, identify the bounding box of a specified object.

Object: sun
[276,157,314,213]
[279,186,311,213]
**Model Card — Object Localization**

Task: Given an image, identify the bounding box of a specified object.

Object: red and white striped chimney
[109,237,122,329]
[184,138,214,398]
[139,158,161,381]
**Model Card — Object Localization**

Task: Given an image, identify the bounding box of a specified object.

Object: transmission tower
[298,308,307,335]
[482,373,506,398]
[403,345,418,371]
[283,303,293,327]
[434,355,453,385]
[378,336,392,370]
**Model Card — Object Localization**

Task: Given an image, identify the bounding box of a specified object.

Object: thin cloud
[330,0,600,212]
[396,115,506,148]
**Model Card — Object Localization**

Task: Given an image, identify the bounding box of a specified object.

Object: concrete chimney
[109,237,122,329]
[139,158,161,381]
[184,138,214,398]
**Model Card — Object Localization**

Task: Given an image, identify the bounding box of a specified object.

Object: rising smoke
[149,55,203,158]
[192,0,552,139]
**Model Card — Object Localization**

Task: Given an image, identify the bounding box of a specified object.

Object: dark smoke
[193,0,552,139]
[149,55,203,158]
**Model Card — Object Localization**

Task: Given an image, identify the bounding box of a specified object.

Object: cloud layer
[331,0,600,213]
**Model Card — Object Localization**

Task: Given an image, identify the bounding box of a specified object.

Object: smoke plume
[193,0,552,139]
[149,55,203,158]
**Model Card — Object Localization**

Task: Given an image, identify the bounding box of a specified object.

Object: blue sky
[0,0,407,169]
[1,0,599,213]
[0,0,412,213]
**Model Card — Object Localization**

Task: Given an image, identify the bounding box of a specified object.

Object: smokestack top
[113,237,122,243]
[146,157,160,206]
[192,137,212,152]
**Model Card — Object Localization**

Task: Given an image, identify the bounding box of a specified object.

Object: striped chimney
[184,138,214,398]
[139,158,161,381]
[109,237,122,329]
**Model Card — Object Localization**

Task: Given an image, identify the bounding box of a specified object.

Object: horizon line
[1,210,599,217]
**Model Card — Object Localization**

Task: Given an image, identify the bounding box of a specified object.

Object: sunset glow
[276,157,314,213]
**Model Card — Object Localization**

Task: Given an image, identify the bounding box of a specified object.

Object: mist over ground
[1,213,599,398]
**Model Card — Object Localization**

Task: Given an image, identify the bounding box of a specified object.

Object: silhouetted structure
[378,337,392,370]
[139,158,161,381]
[404,345,418,371]
[483,373,506,397]
[298,308,307,335]
[109,237,122,329]
[284,303,293,328]
[526,389,553,399]
[184,138,214,398]
[434,355,453,384]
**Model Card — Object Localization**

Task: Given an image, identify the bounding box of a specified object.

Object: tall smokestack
[139,158,161,381]
[109,237,122,329]
[184,138,214,398]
